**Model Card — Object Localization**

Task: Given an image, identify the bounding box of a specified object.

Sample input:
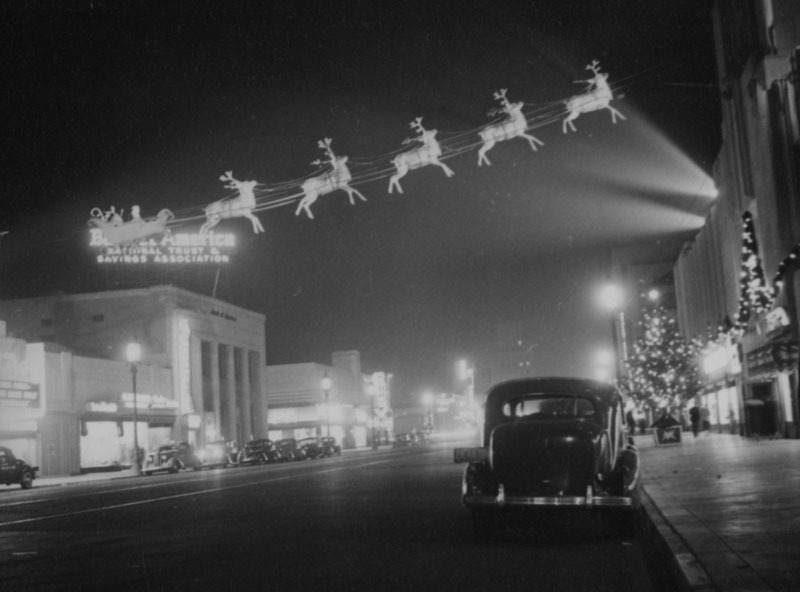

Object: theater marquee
[90,230,236,264]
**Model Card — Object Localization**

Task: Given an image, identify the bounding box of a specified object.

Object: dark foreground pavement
[638,431,800,592]
[20,433,800,591]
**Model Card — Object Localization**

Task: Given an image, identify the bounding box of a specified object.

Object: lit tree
[622,305,702,413]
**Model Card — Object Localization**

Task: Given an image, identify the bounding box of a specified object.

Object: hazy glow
[594,367,612,382]
[321,372,332,391]
[568,110,717,199]
[598,283,624,310]
[456,359,468,380]
[560,108,715,241]
[125,342,141,364]
[595,348,615,366]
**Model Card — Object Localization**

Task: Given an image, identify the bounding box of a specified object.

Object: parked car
[320,436,342,457]
[197,441,237,468]
[274,438,305,462]
[454,377,641,538]
[297,437,322,459]
[393,432,424,447]
[0,446,38,489]
[143,441,202,475]
[238,439,279,465]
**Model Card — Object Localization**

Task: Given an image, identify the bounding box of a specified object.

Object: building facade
[0,319,175,475]
[0,286,269,465]
[673,0,800,437]
[265,351,393,448]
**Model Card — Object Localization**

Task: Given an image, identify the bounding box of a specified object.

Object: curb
[640,485,715,591]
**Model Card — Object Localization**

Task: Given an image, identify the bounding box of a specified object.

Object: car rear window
[502,394,596,419]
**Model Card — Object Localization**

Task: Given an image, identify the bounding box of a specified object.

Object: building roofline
[0,285,265,321]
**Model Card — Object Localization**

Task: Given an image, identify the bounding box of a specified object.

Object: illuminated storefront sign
[120,393,179,410]
[90,231,236,264]
[0,379,40,409]
[85,401,118,414]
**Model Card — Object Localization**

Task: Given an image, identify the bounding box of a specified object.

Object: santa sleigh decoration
[88,205,174,245]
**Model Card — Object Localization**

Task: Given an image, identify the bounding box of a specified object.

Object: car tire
[20,470,33,489]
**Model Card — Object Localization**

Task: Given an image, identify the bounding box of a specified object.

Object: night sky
[0,1,721,402]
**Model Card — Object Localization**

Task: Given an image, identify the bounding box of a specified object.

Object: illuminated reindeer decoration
[295,138,367,219]
[388,117,455,194]
[562,60,626,133]
[477,88,544,167]
[200,171,265,234]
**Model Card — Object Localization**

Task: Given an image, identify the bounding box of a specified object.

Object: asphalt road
[1,440,667,591]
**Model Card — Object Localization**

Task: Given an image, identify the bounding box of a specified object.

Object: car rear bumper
[464,487,634,508]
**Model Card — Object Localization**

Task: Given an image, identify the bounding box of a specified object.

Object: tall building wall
[675,0,800,437]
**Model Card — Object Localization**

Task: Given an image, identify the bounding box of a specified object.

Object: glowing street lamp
[598,282,624,311]
[125,341,142,476]
[321,371,332,437]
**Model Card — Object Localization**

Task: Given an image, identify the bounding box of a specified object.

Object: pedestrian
[625,409,636,434]
[689,405,700,437]
[701,406,711,435]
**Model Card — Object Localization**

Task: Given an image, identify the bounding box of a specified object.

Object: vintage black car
[0,446,38,489]
[392,432,415,448]
[238,439,279,465]
[454,377,641,537]
[143,441,202,474]
[320,436,342,457]
[197,441,237,468]
[275,438,305,462]
[297,437,322,459]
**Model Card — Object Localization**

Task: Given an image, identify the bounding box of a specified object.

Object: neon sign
[90,231,236,264]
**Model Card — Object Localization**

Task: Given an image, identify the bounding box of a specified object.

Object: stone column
[237,348,253,441]
[208,341,221,441]
[222,344,237,443]
[189,335,203,416]
[249,350,267,438]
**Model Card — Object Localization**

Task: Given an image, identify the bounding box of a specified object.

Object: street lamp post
[457,359,475,408]
[321,371,332,437]
[125,341,142,476]
[422,391,434,432]
[370,390,378,450]
[598,282,629,382]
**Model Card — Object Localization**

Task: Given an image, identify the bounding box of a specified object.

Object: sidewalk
[637,431,800,592]
[35,468,139,488]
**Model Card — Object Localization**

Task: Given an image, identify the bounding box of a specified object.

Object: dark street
[1,441,663,592]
